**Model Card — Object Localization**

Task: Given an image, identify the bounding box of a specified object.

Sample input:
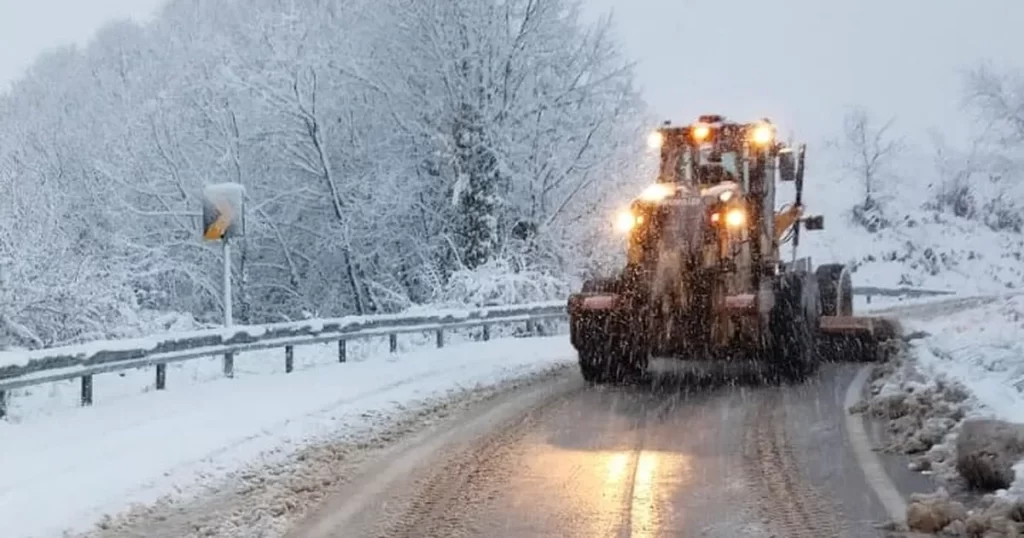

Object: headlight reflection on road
[599,449,693,537]
[605,452,631,484]
[515,445,694,536]
[631,451,661,538]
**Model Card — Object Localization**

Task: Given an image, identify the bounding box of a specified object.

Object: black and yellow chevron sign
[203,202,233,240]
[202,184,244,241]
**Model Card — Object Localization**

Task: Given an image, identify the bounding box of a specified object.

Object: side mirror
[778,152,796,182]
[803,215,824,230]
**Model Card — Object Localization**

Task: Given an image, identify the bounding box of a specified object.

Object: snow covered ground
[777,155,1024,296]
[854,291,1024,527]
[903,294,1024,430]
[0,320,556,419]
[0,333,576,538]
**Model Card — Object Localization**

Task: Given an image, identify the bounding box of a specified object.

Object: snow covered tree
[835,107,905,232]
[0,0,648,346]
[957,64,1024,232]
[371,0,647,300]
[451,102,502,269]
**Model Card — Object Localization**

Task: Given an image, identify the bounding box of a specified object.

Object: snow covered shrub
[926,180,977,220]
[105,308,207,341]
[433,258,569,308]
[983,192,1024,233]
[849,197,892,233]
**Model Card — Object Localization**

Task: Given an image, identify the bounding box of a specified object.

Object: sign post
[202,183,245,377]
[223,238,233,327]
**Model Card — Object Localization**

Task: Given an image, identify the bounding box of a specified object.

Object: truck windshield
[698,149,739,177]
[686,148,739,186]
[668,147,741,185]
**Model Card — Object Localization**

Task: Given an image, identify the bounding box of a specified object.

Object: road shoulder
[74,366,577,538]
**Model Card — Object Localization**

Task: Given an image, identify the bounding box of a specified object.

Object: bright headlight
[692,123,710,141]
[614,210,637,233]
[751,124,774,145]
[647,131,664,150]
[725,208,746,228]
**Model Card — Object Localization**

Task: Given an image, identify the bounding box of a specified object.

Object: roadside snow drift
[0,335,576,538]
[851,293,1024,534]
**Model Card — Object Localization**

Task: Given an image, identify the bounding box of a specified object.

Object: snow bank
[906,295,1024,425]
[904,487,1024,535]
[0,335,576,538]
[851,293,1024,534]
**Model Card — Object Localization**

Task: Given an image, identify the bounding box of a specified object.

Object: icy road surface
[288,363,933,538]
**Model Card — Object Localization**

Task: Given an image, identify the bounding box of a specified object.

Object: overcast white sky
[583,0,1024,147]
[0,0,164,88]
[1,0,1022,147]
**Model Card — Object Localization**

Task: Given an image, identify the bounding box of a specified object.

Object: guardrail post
[482,324,491,341]
[285,345,294,373]
[81,375,93,407]
[223,352,234,378]
[435,329,444,348]
[0,391,7,419]
[389,334,397,353]
[338,339,347,363]
[155,364,167,390]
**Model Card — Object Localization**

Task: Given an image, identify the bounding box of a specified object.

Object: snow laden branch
[0,0,649,348]
[927,65,1024,232]
[834,107,906,233]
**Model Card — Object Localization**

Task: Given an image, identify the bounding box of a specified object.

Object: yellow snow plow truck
[567,115,899,385]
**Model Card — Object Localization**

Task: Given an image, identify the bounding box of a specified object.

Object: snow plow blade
[818,315,902,362]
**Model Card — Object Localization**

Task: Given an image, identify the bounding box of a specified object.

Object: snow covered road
[285,363,933,538]
[0,335,576,538]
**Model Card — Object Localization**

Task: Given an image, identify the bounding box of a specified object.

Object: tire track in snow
[744,387,849,537]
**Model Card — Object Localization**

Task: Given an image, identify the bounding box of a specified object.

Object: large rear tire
[578,351,605,383]
[574,312,649,386]
[578,333,648,385]
[573,275,648,385]
[769,272,821,383]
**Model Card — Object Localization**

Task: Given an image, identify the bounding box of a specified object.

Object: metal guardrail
[854,286,956,303]
[0,285,957,418]
[0,301,568,417]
